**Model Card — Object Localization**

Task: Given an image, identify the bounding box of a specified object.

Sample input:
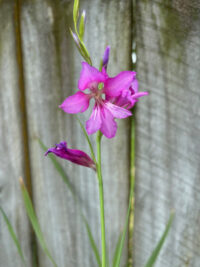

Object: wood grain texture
[0,1,32,267]
[133,0,200,266]
[21,0,132,266]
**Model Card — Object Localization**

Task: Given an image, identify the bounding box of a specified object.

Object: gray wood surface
[0,1,32,267]
[1,0,200,266]
[21,0,131,266]
[134,0,200,266]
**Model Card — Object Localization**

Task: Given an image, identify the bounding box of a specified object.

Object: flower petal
[132,91,149,99]
[86,104,102,135]
[104,71,136,97]
[45,141,96,170]
[113,94,131,108]
[45,141,68,158]
[104,101,132,118]
[100,106,117,138]
[59,91,90,114]
[78,62,106,90]
[130,79,139,93]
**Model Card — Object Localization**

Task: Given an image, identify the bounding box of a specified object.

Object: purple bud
[102,46,110,70]
[45,141,96,171]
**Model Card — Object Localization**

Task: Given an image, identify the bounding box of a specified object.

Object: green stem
[128,117,135,266]
[96,131,106,267]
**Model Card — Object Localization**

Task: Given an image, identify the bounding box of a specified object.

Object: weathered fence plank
[21,0,132,266]
[134,0,200,266]
[4,0,199,266]
[0,1,32,267]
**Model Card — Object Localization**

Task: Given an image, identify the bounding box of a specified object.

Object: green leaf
[75,116,96,164]
[19,178,58,267]
[112,232,122,267]
[144,211,175,267]
[79,10,85,40]
[106,244,110,267]
[0,207,26,266]
[73,0,79,29]
[82,216,101,267]
[114,190,133,267]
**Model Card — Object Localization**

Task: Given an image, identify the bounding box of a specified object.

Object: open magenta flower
[45,141,96,171]
[59,64,133,138]
[59,48,148,138]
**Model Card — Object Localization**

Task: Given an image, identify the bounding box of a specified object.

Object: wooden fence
[0,0,200,266]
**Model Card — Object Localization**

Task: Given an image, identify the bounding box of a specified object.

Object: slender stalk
[96,131,106,267]
[128,116,135,266]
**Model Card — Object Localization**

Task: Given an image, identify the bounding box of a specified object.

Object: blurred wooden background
[0,0,200,266]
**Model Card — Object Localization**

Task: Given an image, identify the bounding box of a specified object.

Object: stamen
[98,82,104,90]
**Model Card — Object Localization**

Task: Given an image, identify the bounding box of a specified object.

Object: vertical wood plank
[133,0,200,266]
[21,0,132,266]
[0,1,32,266]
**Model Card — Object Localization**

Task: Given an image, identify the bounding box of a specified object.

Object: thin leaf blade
[114,190,133,267]
[112,232,122,267]
[145,211,175,267]
[73,0,79,29]
[79,10,86,40]
[19,178,58,267]
[0,207,26,266]
[82,216,101,267]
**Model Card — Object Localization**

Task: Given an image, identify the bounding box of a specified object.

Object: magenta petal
[86,105,102,135]
[100,106,117,138]
[132,91,149,99]
[59,91,90,114]
[104,101,132,119]
[45,141,96,170]
[130,79,139,93]
[104,71,136,97]
[78,62,106,90]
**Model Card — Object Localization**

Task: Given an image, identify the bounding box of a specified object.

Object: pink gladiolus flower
[59,63,132,138]
[59,50,148,138]
[45,141,96,171]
